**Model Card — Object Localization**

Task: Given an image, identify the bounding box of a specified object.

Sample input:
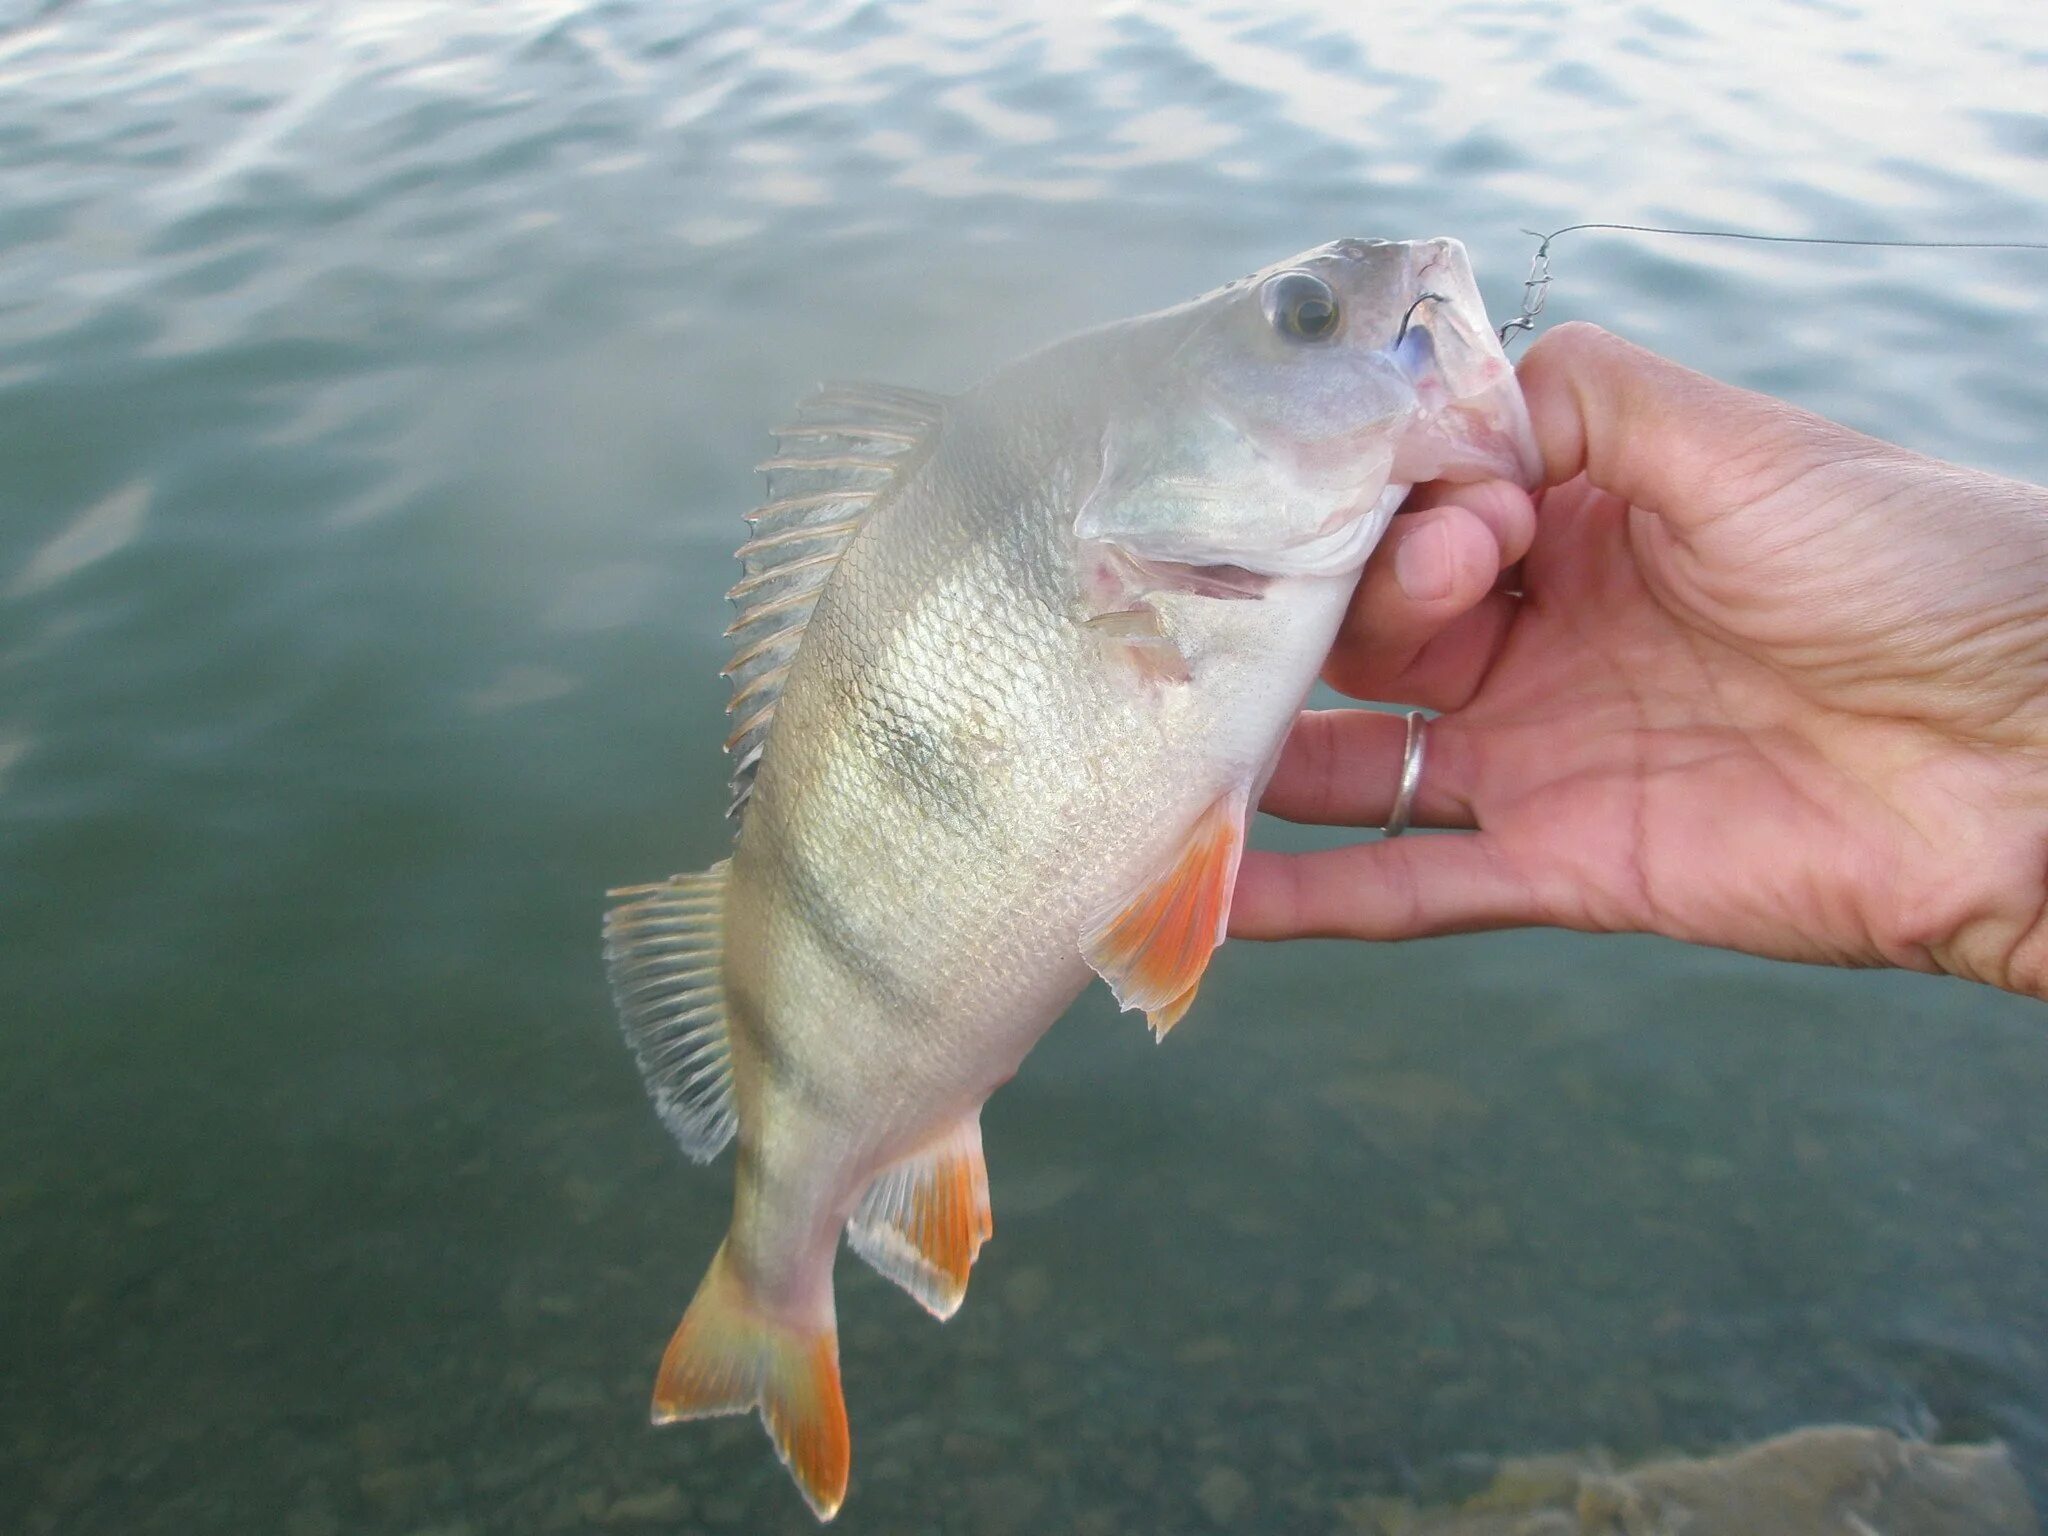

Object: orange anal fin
[847,1116,993,1321]
[652,1242,851,1522]
[1082,786,1248,1038]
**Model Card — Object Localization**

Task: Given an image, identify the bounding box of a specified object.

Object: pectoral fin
[1082,786,1248,1039]
[1081,607,1191,685]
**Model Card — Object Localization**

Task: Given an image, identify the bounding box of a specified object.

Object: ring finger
[1258,708,1480,830]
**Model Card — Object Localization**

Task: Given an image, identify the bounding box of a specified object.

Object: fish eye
[1260,270,1340,342]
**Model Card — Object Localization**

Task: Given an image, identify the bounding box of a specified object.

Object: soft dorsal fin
[723,382,947,821]
[1081,785,1249,1039]
[603,863,736,1161]
[845,1115,992,1321]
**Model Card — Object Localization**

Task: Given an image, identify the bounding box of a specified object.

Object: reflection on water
[1,2,2044,1532]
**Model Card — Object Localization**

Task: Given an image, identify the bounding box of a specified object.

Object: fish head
[1075,237,1539,578]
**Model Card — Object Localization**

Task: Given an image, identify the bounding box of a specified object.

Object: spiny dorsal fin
[845,1115,992,1321]
[603,864,736,1161]
[724,382,947,821]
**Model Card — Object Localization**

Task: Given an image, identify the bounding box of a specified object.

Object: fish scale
[603,236,1539,1520]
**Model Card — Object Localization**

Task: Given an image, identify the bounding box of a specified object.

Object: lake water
[4,2,2046,1532]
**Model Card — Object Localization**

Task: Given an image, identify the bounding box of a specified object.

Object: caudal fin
[652,1242,850,1522]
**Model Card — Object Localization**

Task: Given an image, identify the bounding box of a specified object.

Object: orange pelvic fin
[846,1115,993,1320]
[651,1242,850,1522]
[1081,785,1248,1039]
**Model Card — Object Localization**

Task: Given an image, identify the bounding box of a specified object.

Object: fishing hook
[1396,291,1448,345]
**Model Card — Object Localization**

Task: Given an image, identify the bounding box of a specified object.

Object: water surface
[3,2,2046,1532]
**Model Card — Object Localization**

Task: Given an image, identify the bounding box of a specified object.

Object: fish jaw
[1387,325,1542,489]
[1238,478,1410,579]
[1392,367,1541,487]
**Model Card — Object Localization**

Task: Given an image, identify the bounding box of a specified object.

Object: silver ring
[1383,710,1428,838]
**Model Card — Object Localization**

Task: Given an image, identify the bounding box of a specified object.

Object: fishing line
[1495,221,2048,349]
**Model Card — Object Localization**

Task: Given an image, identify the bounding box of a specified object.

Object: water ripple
[9,479,151,596]
[1,3,2046,1532]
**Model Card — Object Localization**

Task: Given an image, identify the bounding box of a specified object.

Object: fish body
[604,237,1537,1519]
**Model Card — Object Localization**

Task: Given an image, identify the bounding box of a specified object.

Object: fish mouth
[1259,331,1537,579]
[1385,320,1542,489]
[1396,369,1541,487]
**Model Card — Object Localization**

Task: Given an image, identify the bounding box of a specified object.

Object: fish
[602,237,1538,1520]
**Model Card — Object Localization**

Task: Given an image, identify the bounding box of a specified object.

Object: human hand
[1233,322,2048,999]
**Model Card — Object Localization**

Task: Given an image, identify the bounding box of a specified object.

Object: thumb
[1515,322,1887,532]
[1519,323,2048,741]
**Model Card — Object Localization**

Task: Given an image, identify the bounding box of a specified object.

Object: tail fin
[652,1242,850,1522]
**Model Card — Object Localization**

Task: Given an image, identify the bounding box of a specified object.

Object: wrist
[1970,772,2048,1001]
[1891,743,2048,1001]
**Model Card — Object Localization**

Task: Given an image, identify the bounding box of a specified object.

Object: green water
[3,3,2045,1532]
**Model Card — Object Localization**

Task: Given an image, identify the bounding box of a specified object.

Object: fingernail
[1394,520,1453,601]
